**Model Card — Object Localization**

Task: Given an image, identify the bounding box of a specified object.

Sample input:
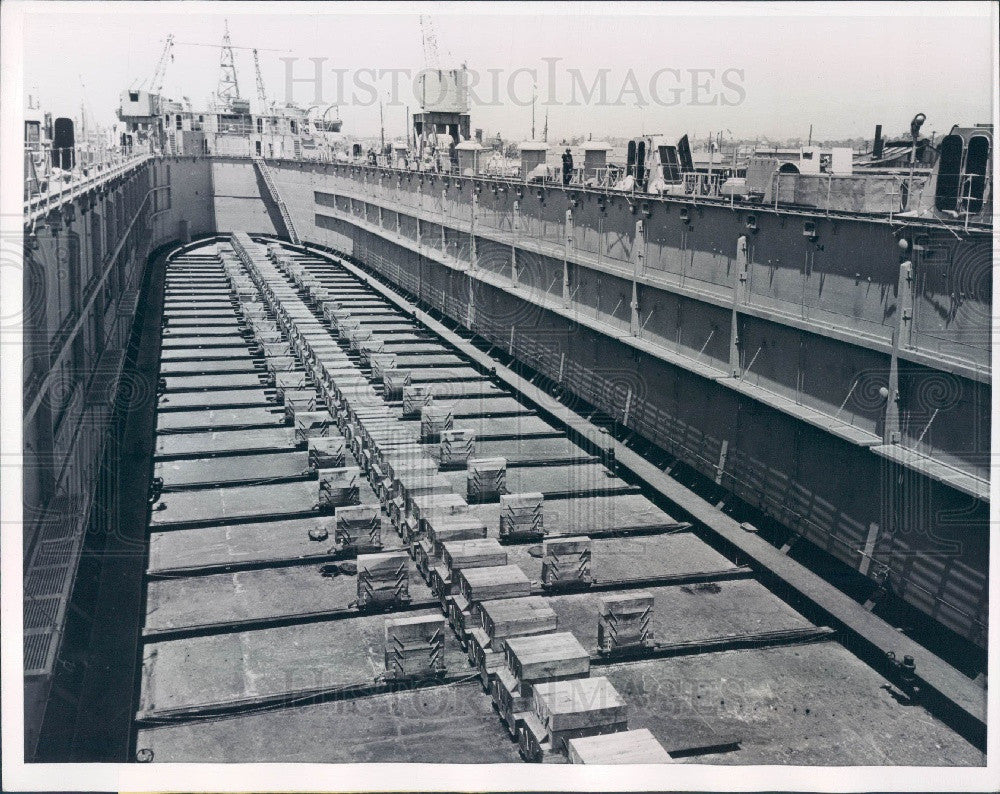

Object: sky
[15,1,996,144]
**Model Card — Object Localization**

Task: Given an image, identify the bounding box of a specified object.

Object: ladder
[251,155,300,245]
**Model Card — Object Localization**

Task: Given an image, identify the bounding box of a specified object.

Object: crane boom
[253,48,268,108]
[136,34,174,93]
[419,15,440,67]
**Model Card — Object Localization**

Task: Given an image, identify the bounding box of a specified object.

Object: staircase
[251,156,300,244]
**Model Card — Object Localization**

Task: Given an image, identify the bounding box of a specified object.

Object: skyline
[18,3,995,143]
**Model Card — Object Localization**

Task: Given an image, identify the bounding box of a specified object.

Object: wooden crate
[457,564,532,605]
[541,536,593,590]
[411,494,469,536]
[476,596,559,650]
[566,728,673,764]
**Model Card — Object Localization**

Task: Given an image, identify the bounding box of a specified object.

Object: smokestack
[873,124,884,159]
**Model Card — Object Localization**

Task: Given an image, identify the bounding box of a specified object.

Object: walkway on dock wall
[256,159,990,653]
[128,234,983,764]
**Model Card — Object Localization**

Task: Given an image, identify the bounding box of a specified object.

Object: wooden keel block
[282,389,317,423]
[369,352,397,381]
[532,676,628,754]
[500,492,544,541]
[442,538,508,576]
[402,384,433,417]
[420,403,455,442]
[317,466,361,509]
[357,551,410,610]
[476,596,559,650]
[458,564,532,605]
[383,614,446,679]
[439,429,476,466]
[503,631,590,692]
[567,728,673,764]
[467,457,508,503]
[334,504,382,552]
[383,368,413,400]
[359,338,385,365]
[411,493,469,536]
[308,435,346,470]
[598,591,655,652]
[427,515,489,555]
[541,536,593,590]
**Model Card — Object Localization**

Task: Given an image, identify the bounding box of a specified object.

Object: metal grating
[24,631,55,674]
[24,595,62,630]
[24,564,72,598]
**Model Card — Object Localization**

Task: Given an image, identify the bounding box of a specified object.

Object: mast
[217,19,241,109]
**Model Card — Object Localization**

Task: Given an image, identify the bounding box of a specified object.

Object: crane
[132,34,175,93]
[253,48,268,108]
[419,15,456,68]
[419,15,439,68]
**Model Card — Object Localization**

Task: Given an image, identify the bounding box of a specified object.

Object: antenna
[217,19,241,109]
[531,79,536,140]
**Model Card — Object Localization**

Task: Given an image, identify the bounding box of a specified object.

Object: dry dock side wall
[261,160,990,650]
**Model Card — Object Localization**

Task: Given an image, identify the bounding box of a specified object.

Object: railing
[24,144,153,224]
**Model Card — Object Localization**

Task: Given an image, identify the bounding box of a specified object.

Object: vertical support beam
[467,273,475,326]
[563,209,573,308]
[730,234,749,377]
[440,189,447,256]
[511,201,520,286]
[629,219,644,335]
[470,192,478,271]
[884,260,913,444]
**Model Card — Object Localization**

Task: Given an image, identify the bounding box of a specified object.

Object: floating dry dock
[132,234,984,765]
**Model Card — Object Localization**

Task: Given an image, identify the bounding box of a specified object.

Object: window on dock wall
[256,118,263,134]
